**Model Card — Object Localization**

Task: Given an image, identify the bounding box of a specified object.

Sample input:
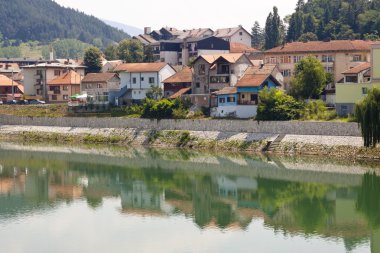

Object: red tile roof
[0,74,16,86]
[114,62,168,73]
[197,53,245,64]
[169,87,191,99]
[82,73,119,83]
[236,74,269,87]
[342,62,371,75]
[48,70,82,85]
[230,42,257,54]
[213,86,237,95]
[266,40,380,54]
[163,67,192,83]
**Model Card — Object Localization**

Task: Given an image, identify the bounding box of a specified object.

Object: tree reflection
[357,172,380,229]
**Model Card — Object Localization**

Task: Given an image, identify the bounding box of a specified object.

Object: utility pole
[11,69,14,99]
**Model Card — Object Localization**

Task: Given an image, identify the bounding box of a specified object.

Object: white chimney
[49,46,54,61]
[144,27,152,35]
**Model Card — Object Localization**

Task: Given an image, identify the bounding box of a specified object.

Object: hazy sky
[54,0,298,31]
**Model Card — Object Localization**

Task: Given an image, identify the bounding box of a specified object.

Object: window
[63,95,69,100]
[269,57,277,64]
[325,67,334,73]
[219,97,226,103]
[293,56,304,63]
[322,55,334,63]
[241,94,245,99]
[227,96,235,103]
[49,86,60,94]
[345,75,358,83]
[52,95,57,100]
[132,77,137,84]
[250,94,258,105]
[36,70,42,76]
[149,77,155,84]
[210,76,230,83]
[97,83,103,89]
[280,56,292,64]
[63,86,68,91]
[362,87,368,95]
[54,70,61,76]
[217,64,230,74]
[353,55,362,62]
[198,64,206,75]
[141,77,144,81]
[239,32,243,36]
[196,82,200,88]
[281,69,291,77]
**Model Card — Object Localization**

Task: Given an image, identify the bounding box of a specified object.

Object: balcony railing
[238,100,258,105]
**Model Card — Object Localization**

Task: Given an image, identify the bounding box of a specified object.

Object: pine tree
[251,21,264,49]
[84,46,103,74]
[265,7,284,49]
[265,12,274,49]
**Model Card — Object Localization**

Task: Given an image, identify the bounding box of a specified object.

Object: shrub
[256,88,304,121]
[301,100,338,121]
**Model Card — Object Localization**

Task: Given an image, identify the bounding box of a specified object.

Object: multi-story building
[336,44,380,116]
[47,70,82,103]
[81,73,120,104]
[191,53,252,107]
[264,40,377,90]
[22,63,85,101]
[114,62,176,103]
[0,74,24,101]
[214,26,253,48]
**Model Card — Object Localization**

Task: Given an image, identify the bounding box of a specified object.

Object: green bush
[301,100,338,121]
[256,88,304,121]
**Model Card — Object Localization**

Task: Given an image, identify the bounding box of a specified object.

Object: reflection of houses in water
[120,181,163,215]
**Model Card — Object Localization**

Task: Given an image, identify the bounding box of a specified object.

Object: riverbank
[0,125,379,160]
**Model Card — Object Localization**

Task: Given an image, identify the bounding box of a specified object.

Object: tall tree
[264,7,283,49]
[290,56,327,99]
[117,39,144,63]
[104,44,118,61]
[265,12,274,49]
[84,46,103,74]
[144,46,155,63]
[251,21,264,49]
[355,88,380,148]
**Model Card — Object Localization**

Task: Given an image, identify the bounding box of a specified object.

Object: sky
[54,0,298,31]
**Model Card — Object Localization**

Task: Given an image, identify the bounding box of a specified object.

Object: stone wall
[0,115,361,137]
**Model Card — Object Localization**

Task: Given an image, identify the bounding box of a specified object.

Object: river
[0,142,379,253]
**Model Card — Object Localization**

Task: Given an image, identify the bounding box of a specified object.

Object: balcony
[210,75,230,84]
[238,100,258,106]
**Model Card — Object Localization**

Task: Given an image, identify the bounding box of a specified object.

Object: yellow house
[336,44,380,116]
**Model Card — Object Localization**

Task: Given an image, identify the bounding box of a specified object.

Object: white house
[214,26,253,48]
[114,62,176,103]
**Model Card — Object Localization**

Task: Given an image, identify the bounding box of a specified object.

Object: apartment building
[47,70,82,103]
[22,63,86,101]
[264,40,377,90]
[81,73,120,104]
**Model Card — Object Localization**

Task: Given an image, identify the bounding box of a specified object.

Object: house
[214,26,253,48]
[191,53,253,107]
[22,63,86,102]
[336,44,380,116]
[162,66,192,98]
[211,66,282,118]
[0,63,20,78]
[0,74,24,101]
[101,60,123,73]
[264,40,379,90]
[81,73,120,104]
[114,62,176,104]
[47,70,82,103]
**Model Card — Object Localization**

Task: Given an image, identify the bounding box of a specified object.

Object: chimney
[144,27,151,35]
[49,45,54,61]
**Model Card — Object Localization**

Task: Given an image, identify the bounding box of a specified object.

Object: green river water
[0,142,379,253]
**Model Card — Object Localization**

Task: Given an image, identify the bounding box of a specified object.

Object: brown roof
[169,87,191,99]
[266,40,380,54]
[163,67,192,83]
[197,53,245,64]
[82,72,118,83]
[230,42,257,54]
[214,27,251,38]
[236,74,269,87]
[0,74,19,86]
[114,62,168,73]
[244,65,277,75]
[342,62,371,75]
[213,86,237,95]
[177,28,212,39]
[48,70,82,86]
[0,63,20,70]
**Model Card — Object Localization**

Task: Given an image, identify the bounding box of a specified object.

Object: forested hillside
[287,0,380,42]
[0,0,129,46]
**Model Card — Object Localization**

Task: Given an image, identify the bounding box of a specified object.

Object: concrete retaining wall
[0,115,361,137]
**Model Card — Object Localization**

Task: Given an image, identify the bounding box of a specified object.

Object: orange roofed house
[162,66,192,98]
[0,74,24,102]
[264,40,378,91]
[47,70,82,103]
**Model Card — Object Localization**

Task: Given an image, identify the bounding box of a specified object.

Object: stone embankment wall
[0,115,361,137]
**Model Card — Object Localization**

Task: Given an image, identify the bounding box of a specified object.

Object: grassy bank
[0,105,68,117]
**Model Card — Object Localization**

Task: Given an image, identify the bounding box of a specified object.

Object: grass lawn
[0,104,68,117]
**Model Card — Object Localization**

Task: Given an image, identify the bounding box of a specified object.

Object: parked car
[29,100,46,105]
[5,100,17,105]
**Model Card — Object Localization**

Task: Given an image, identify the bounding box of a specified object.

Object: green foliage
[251,21,264,49]
[144,46,155,63]
[42,39,92,59]
[290,56,327,99]
[357,173,380,228]
[301,100,337,121]
[256,88,304,121]
[0,0,129,44]
[84,47,103,73]
[265,6,284,49]
[298,32,318,42]
[355,88,380,148]
[117,39,144,63]
[104,44,118,61]
[146,85,163,100]
[0,45,22,58]
[142,99,176,119]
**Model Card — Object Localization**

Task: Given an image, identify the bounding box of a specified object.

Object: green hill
[0,0,129,45]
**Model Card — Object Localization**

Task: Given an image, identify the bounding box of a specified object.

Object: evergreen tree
[251,21,264,49]
[265,12,274,49]
[117,39,144,63]
[84,46,103,74]
[264,7,283,49]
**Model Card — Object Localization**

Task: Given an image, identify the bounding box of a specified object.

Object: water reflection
[0,143,379,252]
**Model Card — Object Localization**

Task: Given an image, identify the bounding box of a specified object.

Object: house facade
[114,62,176,103]
[81,73,120,104]
[211,68,282,118]
[214,27,253,48]
[336,45,380,116]
[101,60,123,73]
[162,66,192,98]
[264,40,377,90]
[47,70,82,103]
[0,74,24,101]
[22,63,86,102]
[191,53,252,107]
